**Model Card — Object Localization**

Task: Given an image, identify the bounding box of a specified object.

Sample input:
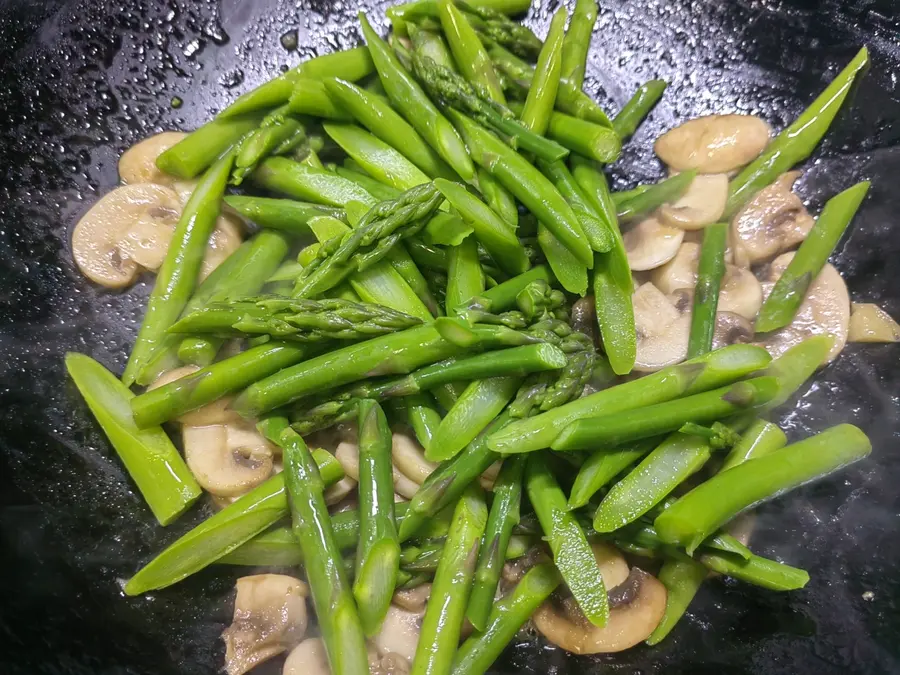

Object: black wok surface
[1,0,899,673]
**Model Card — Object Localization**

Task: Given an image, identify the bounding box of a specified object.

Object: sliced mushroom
[391,432,439,485]
[592,541,630,590]
[623,218,685,271]
[658,173,729,230]
[755,252,850,363]
[633,282,690,372]
[650,242,701,295]
[712,312,754,350]
[372,604,424,663]
[371,651,411,675]
[118,131,187,185]
[283,638,329,675]
[72,183,182,288]
[324,475,358,505]
[533,568,667,654]
[848,303,900,342]
[149,366,240,426]
[336,441,420,499]
[201,214,243,281]
[654,114,771,174]
[392,583,431,613]
[184,422,275,497]
[731,171,814,266]
[223,574,308,675]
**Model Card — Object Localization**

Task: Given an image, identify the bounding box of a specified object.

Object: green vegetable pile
[63,0,879,673]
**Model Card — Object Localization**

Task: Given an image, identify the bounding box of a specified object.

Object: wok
[1,0,899,673]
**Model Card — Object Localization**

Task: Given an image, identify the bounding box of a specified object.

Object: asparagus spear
[726,46,869,216]
[560,0,597,88]
[360,12,475,181]
[568,437,659,509]
[437,0,506,103]
[466,455,526,630]
[231,105,307,184]
[475,167,519,228]
[224,196,344,234]
[720,419,787,472]
[353,401,401,636]
[538,159,613,253]
[758,334,835,410]
[551,376,779,452]
[687,222,728,358]
[452,563,561,675]
[755,181,870,333]
[123,451,344,595]
[410,24,459,70]
[531,106,622,163]
[65,354,201,525]
[252,156,377,207]
[446,235,486,312]
[615,170,696,222]
[155,116,261,180]
[526,453,609,627]
[519,8,567,135]
[123,153,234,386]
[488,344,772,455]
[698,550,810,591]
[412,485,488,675]
[655,424,872,553]
[266,417,369,675]
[612,79,667,140]
[324,122,431,191]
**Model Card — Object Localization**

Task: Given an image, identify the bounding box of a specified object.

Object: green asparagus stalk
[720,419,787,472]
[519,8,567,135]
[156,116,261,180]
[612,79,667,140]
[224,196,344,235]
[457,265,552,315]
[755,182,870,333]
[435,179,530,276]
[410,25,458,70]
[551,376,779,452]
[539,159,613,253]
[170,296,423,341]
[698,550,810,591]
[287,77,351,119]
[560,0,597,88]
[392,393,445,452]
[437,0,506,103]
[353,401,401,636]
[475,167,518,228]
[123,153,234,386]
[467,454,526,630]
[526,452,609,627]
[400,534,532,573]
[335,164,402,201]
[726,47,869,216]
[487,344,773,454]
[65,354,201,525]
[123,451,344,595]
[412,485,488,675]
[446,235,486,312]
[267,417,369,675]
[568,437,659,509]
[655,424,871,553]
[644,558,707,645]
[615,170,696,222]
[252,156,377,207]
[687,222,728,358]
[452,563,561,675]
[538,107,622,163]
[231,105,307,185]
[324,122,431,191]
[759,334,835,410]
[360,12,476,181]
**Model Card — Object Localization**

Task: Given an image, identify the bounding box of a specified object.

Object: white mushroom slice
[623,218,685,271]
[336,441,420,499]
[72,183,182,288]
[592,541,630,590]
[848,303,900,342]
[201,214,243,281]
[283,638,329,675]
[373,605,424,662]
[223,574,309,675]
[650,242,700,295]
[324,476,358,505]
[533,569,667,654]
[712,312,754,351]
[184,424,275,497]
[391,432,438,485]
[654,114,771,173]
[658,174,728,230]
[392,584,431,613]
[148,366,240,426]
[118,132,187,185]
[731,171,815,265]
[632,282,690,372]
[719,265,763,320]
[755,253,850,363]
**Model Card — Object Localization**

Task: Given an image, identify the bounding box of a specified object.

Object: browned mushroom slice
[848,303,900,342]
[118,132,187,185]
[755,252,850,363]
[731,171,815,266]
[223,574,309,675]
[623,218,685,271]
[658,173,729,230]
[654,114,771,174]
[533,568,667,654]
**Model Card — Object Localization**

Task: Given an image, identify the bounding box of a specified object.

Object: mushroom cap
[654,114,771,174]
[848,303,900,343]
[184,422,276,497]
[658,173,729,230]
[223,574,309,675]
[118,131,187,185]
[719,265,763,320]
[533,568,668,654]
[72,183,181,288]
[632,282,690,372]
[283,638,329,675]
[623,218,685,271]
[755,252,850,363]
[731,171,814,266]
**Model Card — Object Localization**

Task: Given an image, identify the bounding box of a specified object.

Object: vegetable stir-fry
[64,1,894,673]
